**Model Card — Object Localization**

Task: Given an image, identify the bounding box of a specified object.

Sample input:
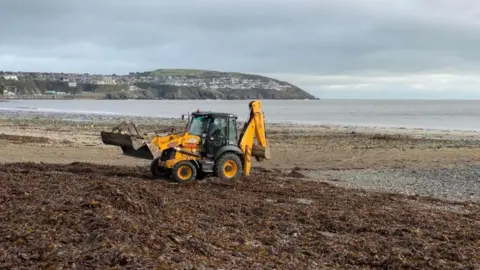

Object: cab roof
[192,111,238,118]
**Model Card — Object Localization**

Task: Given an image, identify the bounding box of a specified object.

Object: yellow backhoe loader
[100,100,270,183]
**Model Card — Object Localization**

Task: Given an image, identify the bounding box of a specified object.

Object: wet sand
[0,111,479,268]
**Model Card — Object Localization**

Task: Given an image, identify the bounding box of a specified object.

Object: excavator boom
[238,100,270,176]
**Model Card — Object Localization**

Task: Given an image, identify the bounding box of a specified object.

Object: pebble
[305,165,480,203]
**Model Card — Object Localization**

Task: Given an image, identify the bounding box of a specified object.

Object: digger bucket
[100,131,157,160]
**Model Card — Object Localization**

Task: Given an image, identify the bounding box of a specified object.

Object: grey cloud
[1,0,480,81]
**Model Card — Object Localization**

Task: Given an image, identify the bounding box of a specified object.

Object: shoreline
[1,109,479,140]
[1,99,480,134]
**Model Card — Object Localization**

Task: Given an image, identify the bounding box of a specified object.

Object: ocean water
[0,99,479,131]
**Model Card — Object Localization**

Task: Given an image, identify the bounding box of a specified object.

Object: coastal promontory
[0,69,317,100]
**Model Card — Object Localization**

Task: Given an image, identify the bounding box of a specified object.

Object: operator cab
[187,111,239,158]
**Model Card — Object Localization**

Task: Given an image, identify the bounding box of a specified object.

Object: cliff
[0,69,318,100]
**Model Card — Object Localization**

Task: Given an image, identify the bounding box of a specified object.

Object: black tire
[171,161,197,183]
[214,152,243,180]
[150,156,170,179]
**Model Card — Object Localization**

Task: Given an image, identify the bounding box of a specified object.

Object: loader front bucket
[100,131,156,160]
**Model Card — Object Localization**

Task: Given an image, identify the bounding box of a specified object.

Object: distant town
[0,70,296,97]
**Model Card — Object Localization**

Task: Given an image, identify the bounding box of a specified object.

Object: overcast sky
[1,0,480,99]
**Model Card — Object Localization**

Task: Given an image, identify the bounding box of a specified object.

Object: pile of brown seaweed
[0,162,478,269]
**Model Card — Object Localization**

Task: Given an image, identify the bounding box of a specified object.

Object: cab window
[188,116,209,135]
[228,118,237,143]
[209,117,227,138]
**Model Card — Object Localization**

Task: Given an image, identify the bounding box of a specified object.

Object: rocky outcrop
[103,85,316,100]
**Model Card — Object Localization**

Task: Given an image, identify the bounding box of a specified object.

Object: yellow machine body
[101,100,271,183]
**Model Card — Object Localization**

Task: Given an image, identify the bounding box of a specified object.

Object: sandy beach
[1,111,479,268]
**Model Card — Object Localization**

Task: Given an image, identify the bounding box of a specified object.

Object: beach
[1,111,479,268]
[2,110,480,201]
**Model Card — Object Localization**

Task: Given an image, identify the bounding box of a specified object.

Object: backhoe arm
[238,100,271,176]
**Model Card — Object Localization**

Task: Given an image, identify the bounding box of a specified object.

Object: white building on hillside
[3,75,18,80]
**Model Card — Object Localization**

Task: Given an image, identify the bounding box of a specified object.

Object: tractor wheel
[214,152,243,181]
[150,156,170,179]
[171,161,197,183]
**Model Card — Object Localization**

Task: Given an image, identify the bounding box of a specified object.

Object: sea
[0,99,479,131]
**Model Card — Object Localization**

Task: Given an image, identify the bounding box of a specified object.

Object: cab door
[206,116,228,158]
